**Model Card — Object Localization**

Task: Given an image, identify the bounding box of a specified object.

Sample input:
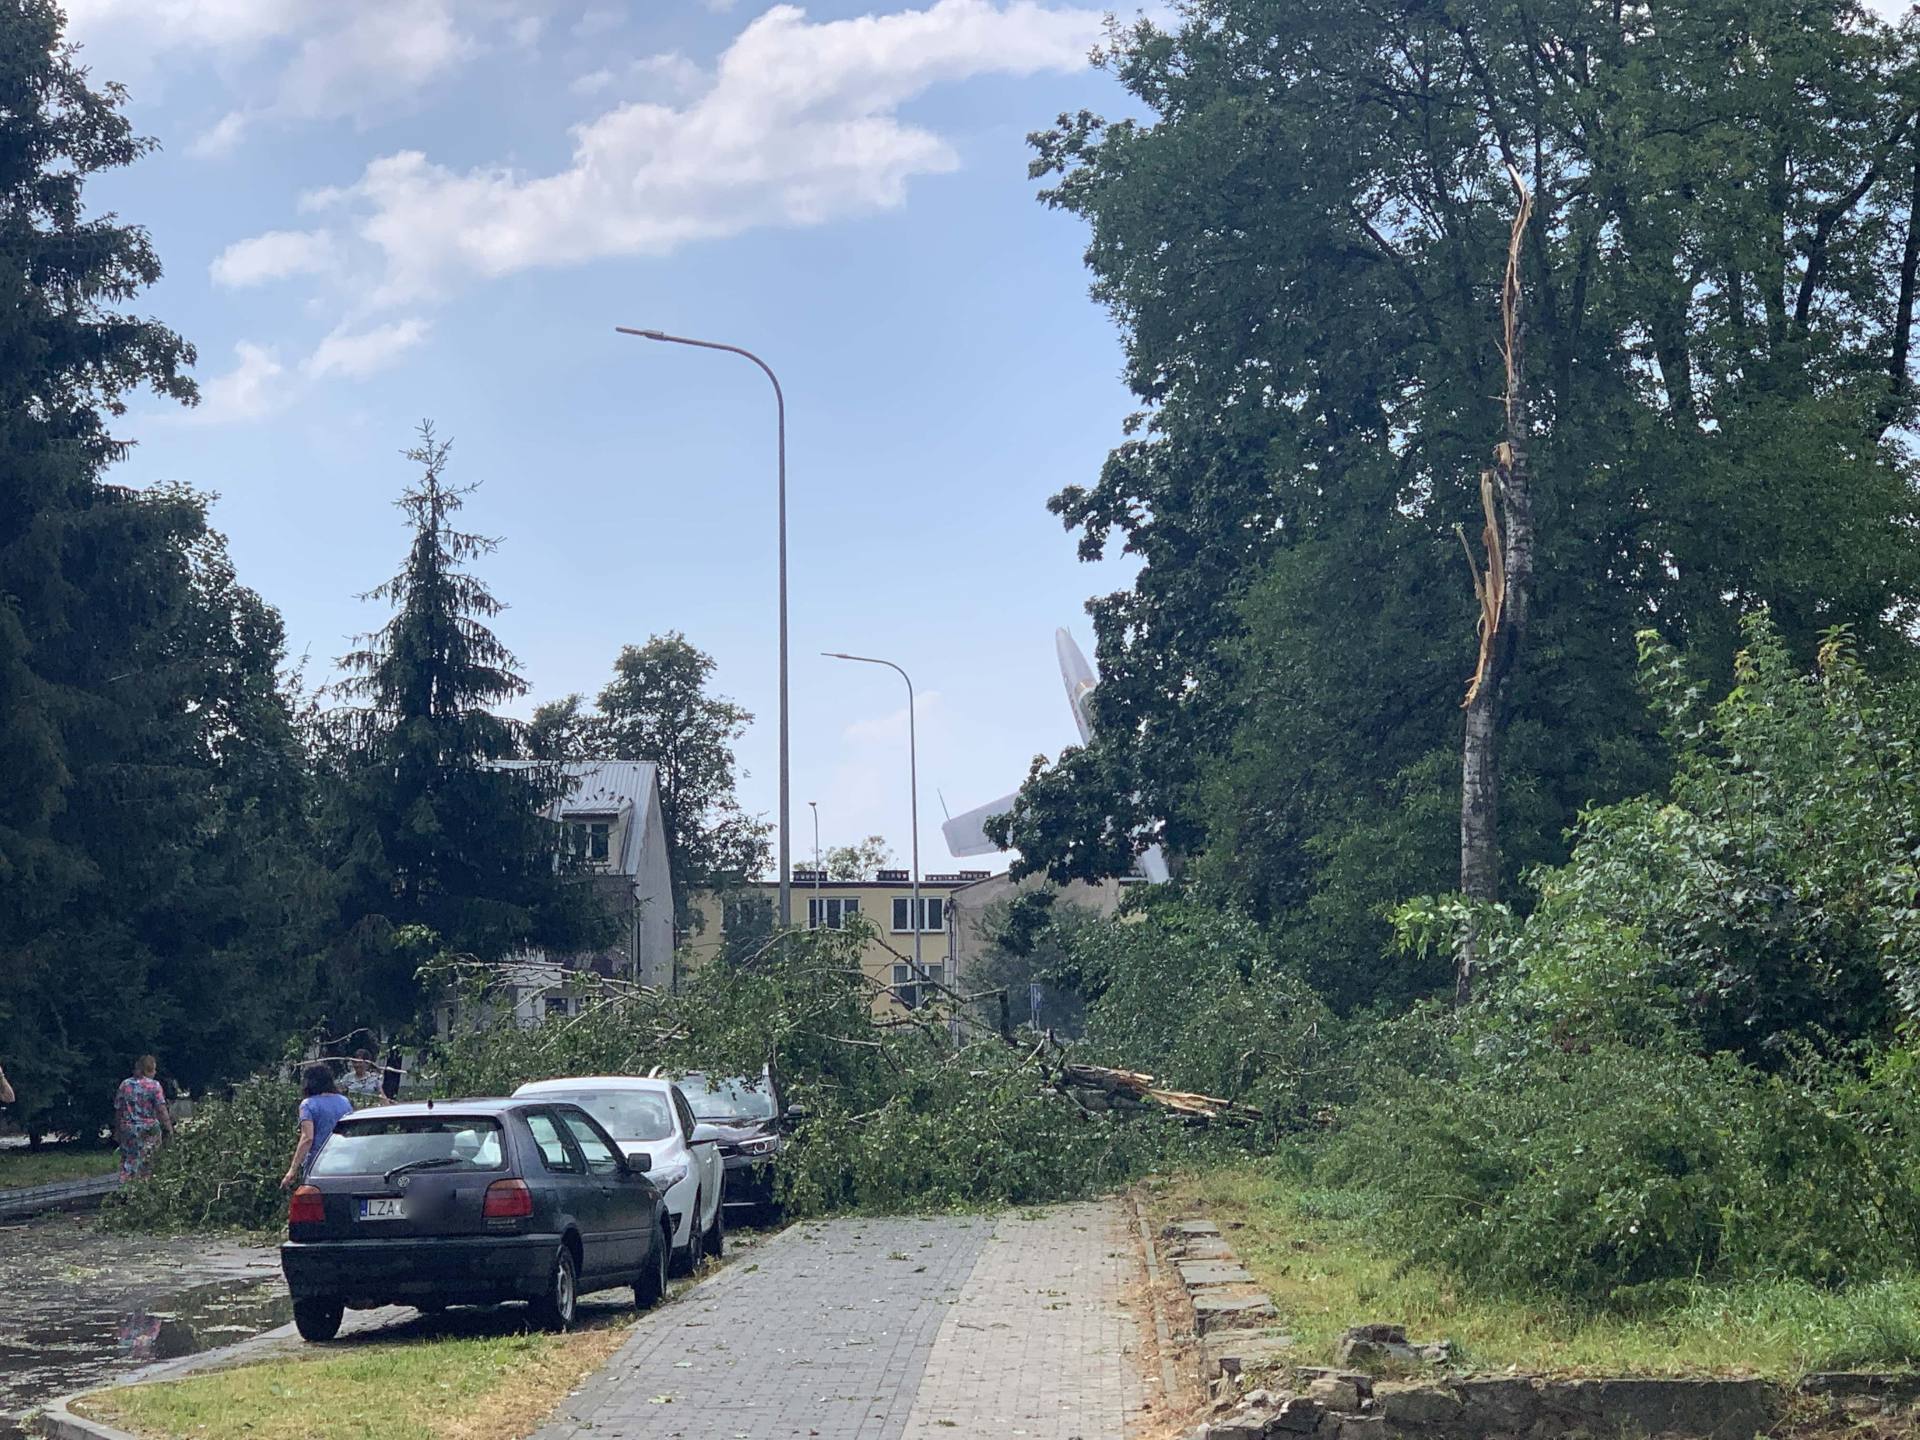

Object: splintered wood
[1055,1061,1262,1126]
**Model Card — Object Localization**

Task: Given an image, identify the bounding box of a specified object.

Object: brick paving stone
[899,1201,1140,1440]
[534,1202,1141,1440]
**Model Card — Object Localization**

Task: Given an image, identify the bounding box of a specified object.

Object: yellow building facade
[685,867,992,1010]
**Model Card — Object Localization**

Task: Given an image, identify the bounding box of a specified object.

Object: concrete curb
[0,1174,119,1221]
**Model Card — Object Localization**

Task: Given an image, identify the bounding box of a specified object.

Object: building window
[891,896,944,932]
[724,896,774,933]
[544,995,571,1019]
[890,961,946,1009]
[566,819,611,866]
[808,896,860,930]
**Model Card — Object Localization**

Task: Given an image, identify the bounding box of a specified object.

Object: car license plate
[358,1197,405,1221]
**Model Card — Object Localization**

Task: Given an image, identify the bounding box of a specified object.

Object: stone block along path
[534,1200,1143,1440]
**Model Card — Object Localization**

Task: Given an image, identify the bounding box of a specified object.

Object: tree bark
[1458,170,1535,1006]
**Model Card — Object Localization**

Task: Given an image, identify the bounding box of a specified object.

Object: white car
[512,1076,724,1274]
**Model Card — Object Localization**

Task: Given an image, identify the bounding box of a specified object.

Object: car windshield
[537,1090,675,1142]
[679,1075,778,1122]
[310,1117,504,1177]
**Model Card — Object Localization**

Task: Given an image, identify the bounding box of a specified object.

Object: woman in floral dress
[113,1055,173,1181]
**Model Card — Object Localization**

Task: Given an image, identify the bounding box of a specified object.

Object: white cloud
[632,51,705,97]
[61,0,537,138]
[61,0,314,53]
[190,341,288,424]
[294,0,1101,303]
[210,229,337,288]
[572,6,626,38]
[275,1,479,123]
[570,52,705,101]
[188,110,252,159]
[305,319,432,379]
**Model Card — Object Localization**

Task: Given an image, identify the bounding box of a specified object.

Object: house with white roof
[483,760,676,1019]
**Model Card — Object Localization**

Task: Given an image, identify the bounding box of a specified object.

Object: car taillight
[484,1178,534,1219]
[288,1186,325,1226]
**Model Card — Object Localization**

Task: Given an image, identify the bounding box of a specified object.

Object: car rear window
[536,1091,674,1142]
[310,1116,505,1177]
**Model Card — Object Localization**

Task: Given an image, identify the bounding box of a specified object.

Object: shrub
[1322,1039,1920,1303]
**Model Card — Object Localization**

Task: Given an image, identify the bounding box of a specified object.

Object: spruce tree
[325,425,606,1029]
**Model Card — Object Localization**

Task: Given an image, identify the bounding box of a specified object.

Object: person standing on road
[113,1056,173,1181]
[281,1063,353,1189]
[342,1050,381,1101]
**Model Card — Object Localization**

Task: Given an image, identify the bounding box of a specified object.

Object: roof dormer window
[566,816,614,867]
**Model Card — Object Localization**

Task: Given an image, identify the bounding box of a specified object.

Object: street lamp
[616,326,792,930]
[821,652,923,989]
[808,800,822,920]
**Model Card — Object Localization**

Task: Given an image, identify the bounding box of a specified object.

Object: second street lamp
[822,651,924,993]
[616,325,793,930]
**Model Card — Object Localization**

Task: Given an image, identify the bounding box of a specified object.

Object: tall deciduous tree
[1007,0,1920,1009]
[824,836,896,882]
[324,425,605,1029]
[0,2,322,1135]
[533,633,771,924]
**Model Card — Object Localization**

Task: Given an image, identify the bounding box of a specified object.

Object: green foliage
[1070,900,1347,1135]
[1403,614,1920,1061]
[531,632,771,925]
[436,924,1150,1221]
[0,3,321,1137]
[320,425,609,1031]
[822,835,896,882]
[960,892,1100,1034]
[1006,0,1920,1018]
[113,926,1189,1233]
[101,1075,306,1234]
[1324,618,1920,1304]
[1321,1039,1920,1303]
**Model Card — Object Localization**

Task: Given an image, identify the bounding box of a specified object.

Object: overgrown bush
[1398,616,1920,1065]
[1322,1038,1920,1303]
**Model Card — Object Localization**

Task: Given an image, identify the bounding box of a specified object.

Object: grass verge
[1164,1165,1920,1378]
[0,1143,117,1190]
[75,1318,633,1440]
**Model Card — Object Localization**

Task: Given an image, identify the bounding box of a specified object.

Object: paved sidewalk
[536,1201,1141,1440]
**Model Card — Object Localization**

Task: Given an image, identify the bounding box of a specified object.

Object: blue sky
[72,0,1152,874]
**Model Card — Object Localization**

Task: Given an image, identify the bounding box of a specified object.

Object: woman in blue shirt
[281,1063,354,1189]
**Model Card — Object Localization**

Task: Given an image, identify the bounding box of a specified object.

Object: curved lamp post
[616,326,791,929]
[821,651,922,987]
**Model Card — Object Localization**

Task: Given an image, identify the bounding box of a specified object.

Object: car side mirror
[785,1103,807,1121]
[627,1152,652,1173]
[690,1123,721,1146]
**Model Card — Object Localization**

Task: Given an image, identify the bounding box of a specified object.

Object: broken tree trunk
[1457,166,1535,1007]
[1054,1060,1262,1126]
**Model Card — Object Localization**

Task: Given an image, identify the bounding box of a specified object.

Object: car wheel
[635,1221,669,1309]
[529,1244,578,1332]
[292,1297,344,1343]
[669,1196,698,1277]
[703,1192,725,1260]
